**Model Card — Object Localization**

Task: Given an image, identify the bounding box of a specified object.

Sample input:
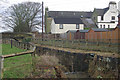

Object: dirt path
[36,44,120,58]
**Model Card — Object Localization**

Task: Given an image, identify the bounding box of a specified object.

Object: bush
[31,55,67,78]
[34,55,59,67]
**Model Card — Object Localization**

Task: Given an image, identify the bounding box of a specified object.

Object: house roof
[94,7,109,16]
[67,30,77,33]
[79,30,89,33]
[48,11,93,18]
[91,28,108,32]
[118,14,120,17]
[109,1,116,4]
[81,18,97,28]
[117,26,120,29]
[54,18,83,24]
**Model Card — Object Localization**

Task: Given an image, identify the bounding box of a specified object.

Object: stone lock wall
[35,45,119,78]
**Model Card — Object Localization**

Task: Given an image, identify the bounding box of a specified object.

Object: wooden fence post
[31,51,35,76]
[22,43,24,49]
[97,40,99,46]
[109,39,111,47]
[86,39,88,46]
[27,43,29,50]
[62,40,64,48]
[17,41,19,48]
[18,42,20,48]
[0,57,2,79]
[71,55,74,72]
[0,57,4,79]
[11,39,12,48]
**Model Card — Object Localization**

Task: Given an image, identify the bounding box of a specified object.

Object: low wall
[35,45,119,78]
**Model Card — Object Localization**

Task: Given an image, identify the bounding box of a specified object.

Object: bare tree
[3,2,42,32]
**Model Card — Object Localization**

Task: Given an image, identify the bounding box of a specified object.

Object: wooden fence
[60,27,120,43]
[2,38,35,50]
[0,39,36,79]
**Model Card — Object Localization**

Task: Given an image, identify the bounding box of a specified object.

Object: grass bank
[2,44,27,55]
[3,54,32,78]
[1,44,32,78]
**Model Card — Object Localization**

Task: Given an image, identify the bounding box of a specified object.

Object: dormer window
[76,24,79,29]
[103,25,105,28]
[111,16,115,20]
[59,24,63,29]
[100,25,102,28]
[108,25,110,28]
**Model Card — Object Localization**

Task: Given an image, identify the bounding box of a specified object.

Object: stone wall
[35,45,119,78]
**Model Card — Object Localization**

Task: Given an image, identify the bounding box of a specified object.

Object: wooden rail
[0,39,36,79]
[2,50,34,58]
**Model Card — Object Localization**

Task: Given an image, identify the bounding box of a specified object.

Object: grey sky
[1,0,120,11]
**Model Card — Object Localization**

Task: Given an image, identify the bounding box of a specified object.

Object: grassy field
[2,44,27,55]
[1,44,32,78]
[3,54,32,78]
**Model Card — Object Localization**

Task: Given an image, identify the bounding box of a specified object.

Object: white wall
[98,23,117,28]
[97,16,101,22]
[51,19,56,33]
[51,19,84,34]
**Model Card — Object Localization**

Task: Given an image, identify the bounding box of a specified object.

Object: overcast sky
[0,0,120,11]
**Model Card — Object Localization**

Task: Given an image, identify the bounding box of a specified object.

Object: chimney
[109,1,117,10]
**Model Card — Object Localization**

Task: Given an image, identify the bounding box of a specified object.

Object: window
[59,24,63,29]
[108,25,110,28]
[103,25,105,28]
[76,24,79,29]
[101,16,104,20]
[100,25,102,28]
[111,16,115,20]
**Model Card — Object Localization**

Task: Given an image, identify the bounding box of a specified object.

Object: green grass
[3,54,32,78]
[1,44,32,78]
[2,44,26,55]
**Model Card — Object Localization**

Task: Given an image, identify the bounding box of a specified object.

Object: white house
[92,1,119,28]
[50,18,84,34]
